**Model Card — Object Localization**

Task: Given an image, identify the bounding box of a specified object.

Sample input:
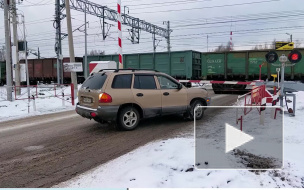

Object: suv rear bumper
[76,103,119,121]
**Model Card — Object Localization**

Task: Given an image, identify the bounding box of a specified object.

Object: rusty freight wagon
[18,57,84,84]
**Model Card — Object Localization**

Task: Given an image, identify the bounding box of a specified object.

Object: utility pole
[65,0,78,95]
[207,35,209,52]
[286,33,292,42]
[38,47,40,59]
[55,0,60,84]
[164,21,171,52]
[55,0,64,84]
[291,35,292,42]
[84,0,88,79]
[4,0,13,101]
[152,26,156,70]
[152,27,156,53]
[12,0,20,95]
[22,14,30,108]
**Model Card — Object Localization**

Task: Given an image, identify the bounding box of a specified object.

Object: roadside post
[259,64,262,80]
[65,0,78,97]
[276,68,280,89]
[62,90,65,107]
[32,95,36,111]
[63,62,81,106]
[71,83,75,106]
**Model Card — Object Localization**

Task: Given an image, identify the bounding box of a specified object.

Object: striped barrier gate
[179,80,257,86]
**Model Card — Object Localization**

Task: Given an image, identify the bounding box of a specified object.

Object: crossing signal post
[265,50,302,115]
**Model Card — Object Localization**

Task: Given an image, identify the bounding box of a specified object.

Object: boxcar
[85,50,202,80]
[3,57,84,85]
[202,49,304,81]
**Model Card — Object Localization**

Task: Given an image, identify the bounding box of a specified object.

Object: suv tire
[189,100,204,120]
[117,106,140,131]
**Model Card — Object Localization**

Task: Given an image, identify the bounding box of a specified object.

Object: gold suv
[76,69,211,130]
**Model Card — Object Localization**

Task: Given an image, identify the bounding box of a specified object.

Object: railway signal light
[265,51,278,63]
[288,50,302,64]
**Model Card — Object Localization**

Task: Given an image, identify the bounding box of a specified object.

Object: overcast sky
[0,0,303,58]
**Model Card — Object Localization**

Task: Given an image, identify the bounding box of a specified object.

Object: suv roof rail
[98,69,117,72]
[98,69,159,73]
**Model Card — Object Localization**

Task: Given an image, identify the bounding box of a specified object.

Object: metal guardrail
[0,84,75,106]
[14,85,38,100]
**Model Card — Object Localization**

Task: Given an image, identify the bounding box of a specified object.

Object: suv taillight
[99,93,112,103]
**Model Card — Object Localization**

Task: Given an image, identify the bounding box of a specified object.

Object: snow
[1,83,304,188]
[196,106,283,169]
[57,91,304,188]
[0,84,77,122]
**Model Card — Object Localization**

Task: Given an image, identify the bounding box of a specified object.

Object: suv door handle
[163,92,169,96]
[136,93,144,97]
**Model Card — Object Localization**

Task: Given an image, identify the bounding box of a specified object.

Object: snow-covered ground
[0,84,76,122]
[1,84,304,188]
[57,92,304,188]
[195,106,283,170]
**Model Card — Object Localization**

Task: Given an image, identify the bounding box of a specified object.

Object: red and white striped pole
[117,0,123,69]
[230,31,233,51]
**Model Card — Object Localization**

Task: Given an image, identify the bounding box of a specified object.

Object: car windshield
[81,73,107,90]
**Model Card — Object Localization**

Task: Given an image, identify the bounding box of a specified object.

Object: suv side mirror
[178,83,183,89]
[185,82,192,88]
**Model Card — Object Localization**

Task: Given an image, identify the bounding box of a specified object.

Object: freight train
[86,49,304,92]
[1,49,304,87]
[0,57,84,85]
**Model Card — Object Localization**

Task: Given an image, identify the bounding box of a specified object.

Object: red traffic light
[288,50,302,63]
[291,54,298,60]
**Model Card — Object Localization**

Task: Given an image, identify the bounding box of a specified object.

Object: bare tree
[89,50,105,56]
[295,39,301,48]
[213,41,234,52]
[252,45,259,50]
[271,38,276,49]
[214,44,225,52]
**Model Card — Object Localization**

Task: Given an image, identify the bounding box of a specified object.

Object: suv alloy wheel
[117,106,140,130]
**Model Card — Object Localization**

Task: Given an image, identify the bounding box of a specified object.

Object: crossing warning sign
[275,41,294,50]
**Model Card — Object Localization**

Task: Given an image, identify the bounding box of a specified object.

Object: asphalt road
[0,91,238,187]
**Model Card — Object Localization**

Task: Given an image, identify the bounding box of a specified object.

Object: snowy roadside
[0,85,77,122]
[0,83,211,122]
[57,91,304,188]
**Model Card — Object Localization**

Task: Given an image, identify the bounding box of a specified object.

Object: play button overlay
[225,123,254,153]
[195,106,283,170]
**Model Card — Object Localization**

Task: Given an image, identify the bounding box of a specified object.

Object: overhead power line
[172,13,304,28]
[152,9,304,24]
[131,0,280,14]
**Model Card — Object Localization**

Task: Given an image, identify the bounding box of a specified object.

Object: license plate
[83,97,92,103]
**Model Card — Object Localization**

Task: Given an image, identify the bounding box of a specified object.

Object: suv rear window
[112,74,132,89]
[134,75,156,89]
[81,73,107,90]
